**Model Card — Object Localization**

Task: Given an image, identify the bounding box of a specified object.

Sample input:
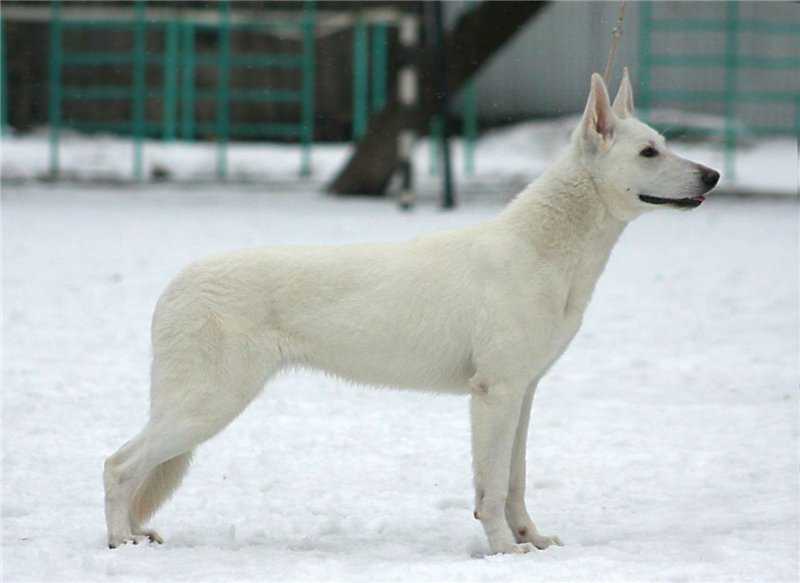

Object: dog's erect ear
[612,67,635,118]
[580,73,616,147]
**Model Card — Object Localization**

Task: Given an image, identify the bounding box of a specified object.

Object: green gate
[47,0,316,181]
[1,18,7,134]
[638,1,800,179]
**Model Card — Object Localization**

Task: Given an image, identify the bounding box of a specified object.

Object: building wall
[449,1,799,129]
[448,1,637,121]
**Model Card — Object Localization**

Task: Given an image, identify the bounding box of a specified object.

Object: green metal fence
[350,17,398,144]
[352,16,369,141]
[1,17,7,135]
[347,5,478,177]
[46,0,317,181]
[428,83,478,177]
[429,0,479,178]
[638,1,800,179]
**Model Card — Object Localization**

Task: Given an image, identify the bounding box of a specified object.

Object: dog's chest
[551,229,622,354]
[565,252,606,317]
[568,220,624,311]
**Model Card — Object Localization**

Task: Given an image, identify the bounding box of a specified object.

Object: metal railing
[7,4,478,185]
[1,18,7,135]
[429,0,478,179]
[638,1,800,178]
[46,0,316,181]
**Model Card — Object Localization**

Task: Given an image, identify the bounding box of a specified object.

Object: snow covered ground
[1,115,797,197]
[2,181,797,582]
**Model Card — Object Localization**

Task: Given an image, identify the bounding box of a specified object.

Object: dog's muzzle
[638,194,706,208]
[638,165,720,209]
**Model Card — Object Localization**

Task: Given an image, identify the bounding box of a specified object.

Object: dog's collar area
[638,194,705,208]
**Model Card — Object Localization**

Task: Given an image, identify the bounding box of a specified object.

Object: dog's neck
[501,151,627,257]
[499,152,627,316]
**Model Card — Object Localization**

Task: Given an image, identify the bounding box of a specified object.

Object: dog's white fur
[104,72,719,553]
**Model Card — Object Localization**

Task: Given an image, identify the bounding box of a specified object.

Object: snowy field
[2,182,798,583]
[1,115,797,197]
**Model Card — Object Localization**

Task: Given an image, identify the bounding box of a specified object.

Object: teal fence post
[352,17,368,141]
[300,0,315,176]
[163,20,178,141]
[1,18,7,134]
[132,0,146,181]
[462,82,477,176]
[638,1,652,120]
[216,0,230,180]
[49,0,62,178]
[723,1,739,180]
[795,95,800,139]
[181,22,195,140]
[371,23,387,113]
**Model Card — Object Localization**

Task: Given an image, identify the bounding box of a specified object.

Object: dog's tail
[130,450,194,527]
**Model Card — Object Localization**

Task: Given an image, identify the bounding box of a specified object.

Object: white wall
[447,1,800,130]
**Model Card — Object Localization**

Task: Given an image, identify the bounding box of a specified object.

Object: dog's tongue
[694,195,706,203]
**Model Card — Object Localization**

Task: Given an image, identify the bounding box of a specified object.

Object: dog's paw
[529,533,562,549]
[132,528,163,544]
[491,541,537,555]
[108,531,162,549]
[514,526,563,549]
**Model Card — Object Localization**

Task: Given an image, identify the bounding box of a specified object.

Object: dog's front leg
[505,382,563,549]
[470,377,533,554]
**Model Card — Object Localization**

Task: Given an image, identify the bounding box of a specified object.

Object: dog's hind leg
[104,380,267,548]
[104,333,282,548]
[504,381,562,549]
[104,417,203,548]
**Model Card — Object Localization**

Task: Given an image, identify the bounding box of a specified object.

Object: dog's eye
[640,146,659,158]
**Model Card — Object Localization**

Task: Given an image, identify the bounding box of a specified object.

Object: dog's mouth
[638,194,705,209]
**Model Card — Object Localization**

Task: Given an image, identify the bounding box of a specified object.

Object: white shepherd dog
[104,71,720,554]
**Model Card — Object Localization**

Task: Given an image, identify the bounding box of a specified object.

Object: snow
[2,180,797,582]
[1,115,797,196]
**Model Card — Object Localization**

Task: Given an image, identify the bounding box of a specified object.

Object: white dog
[104,71,719,554]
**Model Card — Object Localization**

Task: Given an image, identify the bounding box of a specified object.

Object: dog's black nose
[700,166,720,188]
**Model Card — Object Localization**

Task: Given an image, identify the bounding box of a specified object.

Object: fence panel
[639,1,800,179]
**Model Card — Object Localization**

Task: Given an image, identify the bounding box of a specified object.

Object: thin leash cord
[603,1,627,84]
